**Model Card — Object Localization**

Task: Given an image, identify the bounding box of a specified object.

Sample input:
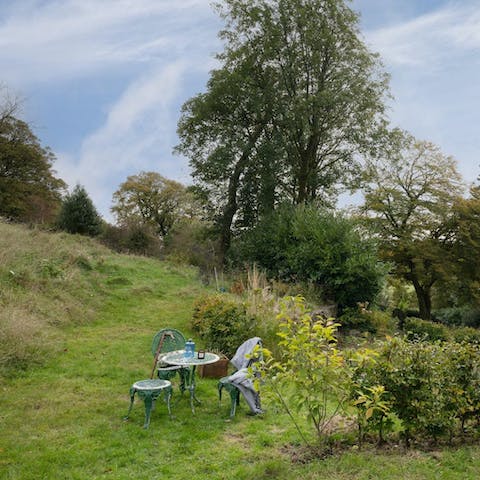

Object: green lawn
[2,253,480,479]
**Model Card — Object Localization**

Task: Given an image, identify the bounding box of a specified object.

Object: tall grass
[0,222,110,374]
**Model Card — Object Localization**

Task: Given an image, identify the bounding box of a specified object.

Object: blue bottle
[185,339,195,358]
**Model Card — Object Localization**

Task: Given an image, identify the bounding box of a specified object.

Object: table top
[162,350,220,367]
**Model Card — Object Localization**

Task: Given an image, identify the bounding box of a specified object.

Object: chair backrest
[230,337,262,370]
[151,328,186,356]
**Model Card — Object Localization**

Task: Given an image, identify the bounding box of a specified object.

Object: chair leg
[229,392,236,417]
[124,388,136,420]
[218,382,223,402]
[143,394,154,429]
[229,388,239,418]
[219,382,240,418]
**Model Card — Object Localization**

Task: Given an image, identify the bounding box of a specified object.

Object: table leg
[178,368,187,394]
[191,366,202,405]
[164,386,172,416]
[179,366,202,414]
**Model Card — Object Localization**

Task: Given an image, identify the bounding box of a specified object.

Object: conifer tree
[57,184,102,236]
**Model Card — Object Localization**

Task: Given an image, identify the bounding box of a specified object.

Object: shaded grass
[2,224,480,478]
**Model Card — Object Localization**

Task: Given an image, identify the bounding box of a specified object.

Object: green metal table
[162,351,219,414]
[125,379,172,428]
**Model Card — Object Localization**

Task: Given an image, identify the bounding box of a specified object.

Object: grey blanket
[228,337,263,414]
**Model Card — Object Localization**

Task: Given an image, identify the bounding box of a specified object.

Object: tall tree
[362,131,464,319]
[111,172,198,239]
[176,0,390,257]
[57,184,102,236]
[177,48,278,254]
[450,185,480,306]
[0,112,66,223]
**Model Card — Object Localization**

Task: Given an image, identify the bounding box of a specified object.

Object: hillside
[0,221,202,376]
[2,222,480,479]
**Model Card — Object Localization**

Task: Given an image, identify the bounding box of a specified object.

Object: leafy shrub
[353,337,480,445]
[191,294,258,358]
[232,204,387,309]
[434,306,467,327]
[99,223,162,256]
[338,305,377,333]
[163,218,221,273]
[451,326,480,344]
[369,310,397,335]
[434,306,480,328]
[443,342,480,430]
[260,296,351,446]
[376,339,457,444]
[352,385,394,446]
[461,308,480,328]
[404,317,449,342]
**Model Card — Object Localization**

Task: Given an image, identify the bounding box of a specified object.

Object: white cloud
[0,0,216,85]
[365,1,480,183]
[0,0,221,220]
[366,2,480,67]
[6,0,479,221]
[55,61,189,220]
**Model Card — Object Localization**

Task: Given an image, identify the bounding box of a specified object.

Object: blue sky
[1,0,479,221]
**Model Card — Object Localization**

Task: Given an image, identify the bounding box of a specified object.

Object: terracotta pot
[197,357,229,378]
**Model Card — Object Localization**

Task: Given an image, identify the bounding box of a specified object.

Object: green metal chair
[218,337,263,417]
[151,328,189,393]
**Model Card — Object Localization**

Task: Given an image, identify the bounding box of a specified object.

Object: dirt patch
[222,432,247,447]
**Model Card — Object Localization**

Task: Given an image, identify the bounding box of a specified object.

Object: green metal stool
[125,379,172,429]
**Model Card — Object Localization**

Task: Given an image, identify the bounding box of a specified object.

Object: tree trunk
[411,278,432,320]
[296,152,313,204]
[297,160,309,204]
[219,126,265,260]
[296,133,320,203]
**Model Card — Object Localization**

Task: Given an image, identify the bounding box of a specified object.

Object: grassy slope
[1,223,480,479]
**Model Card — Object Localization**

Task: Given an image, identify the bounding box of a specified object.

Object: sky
[0,0,479,221]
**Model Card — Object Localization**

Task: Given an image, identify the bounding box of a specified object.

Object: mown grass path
[2,255,480,479]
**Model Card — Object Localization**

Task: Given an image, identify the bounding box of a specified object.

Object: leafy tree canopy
[362,130,465,319]
[111,171,201,239]
[450,185,480,306]
[176,0,390,256]
[0,88,66,223]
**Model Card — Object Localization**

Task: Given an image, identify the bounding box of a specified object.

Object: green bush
[404,317,449,342]
[462,308,480,328]
[338,306,377,333]
[232,204,387,309]
[163,218,221,273]
[191,294,258,358]
[451,326,480,344]
[99,223,162,256]
[353,337,480,445]
[434,306,480,328]
[270,296,350,445]
[375,339,456,444]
